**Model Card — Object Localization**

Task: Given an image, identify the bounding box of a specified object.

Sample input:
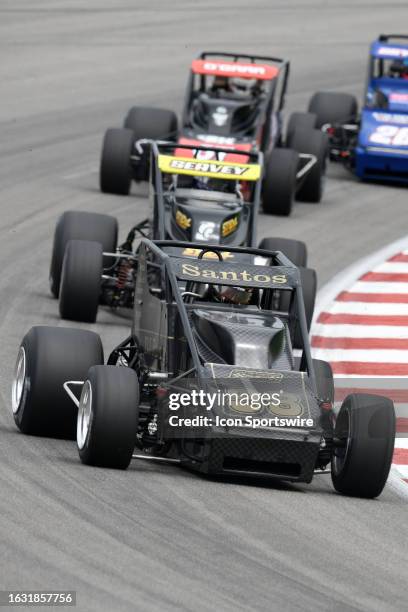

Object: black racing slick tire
[290,128,328,203]
[286,112,317,148]
[123,107,178,181]
[331,394,395,498]
[59,240,103,323]
[100,128,134,195]
[308,92,358,129]
[49,210,118,298]
[124,106,178,140]
[77,365,140,470]
[262,148,299,217]
[11,326,103,438]
[258,237,307,268]
[293,267,317,350]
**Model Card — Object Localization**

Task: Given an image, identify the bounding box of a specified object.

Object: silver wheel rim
[12,347,26,414]
[77,380,92,450]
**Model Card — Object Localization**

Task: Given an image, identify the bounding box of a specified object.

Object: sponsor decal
[197,134,237,145]
[377,46,408,58]
[195,221,218,241]
[369,124,408,146]
[229,370,283,380]
[203,61,267,76]
[171,159,247,176]
[182,248,234,260]
[158,154,261,181]
[389,93,408,104]
[181,262,288,284]
[373,112,408,125]
[221,216,239,237]
[191,59,278,80]
[212,106,228,127]
[175,209,191,230]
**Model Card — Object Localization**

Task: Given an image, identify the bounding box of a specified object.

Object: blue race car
[288,34,408,183]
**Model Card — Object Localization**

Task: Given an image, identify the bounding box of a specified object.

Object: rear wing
[371,37,408,60]
[157,154,261,181]
[191,59,279,81]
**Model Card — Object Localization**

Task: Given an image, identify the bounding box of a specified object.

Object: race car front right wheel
[123,106,178,181]
[12,326,103,438]
[100,127,134,195]
[49,210,118,298]
[257,237,307,267]
[286,112,317,148]
[290,128,329,203]
[331,393,395,498]
[262,148,299,216]
[77,365,140,469]
[59,240,103,323]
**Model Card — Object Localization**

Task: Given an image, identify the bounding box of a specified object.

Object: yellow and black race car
[49,142,309,323]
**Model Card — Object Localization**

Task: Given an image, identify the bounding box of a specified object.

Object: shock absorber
[116,259,132,291]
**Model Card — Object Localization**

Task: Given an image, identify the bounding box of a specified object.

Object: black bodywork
[107,240,333,482]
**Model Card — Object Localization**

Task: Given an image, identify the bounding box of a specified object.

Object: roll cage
[181,51,290,147]
[131,239,317,393]
[147,141,263,244]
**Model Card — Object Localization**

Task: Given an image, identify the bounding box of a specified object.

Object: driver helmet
[230,77,259,95]
[211,75,230,93]
[389,58,408,78]
[215,285,253,305]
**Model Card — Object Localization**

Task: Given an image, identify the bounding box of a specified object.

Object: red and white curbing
[311,237,408,488]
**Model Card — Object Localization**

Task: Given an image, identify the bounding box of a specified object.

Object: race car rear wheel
[77,365,140,469]
[123,106,178,181]
[59,240,103,323]
[12,326,103,438]
[308,92,358,129]
[49,210,118,298]
[286,112,317,148]
[258,237,307,267]
[100,127,134,195]
[331,393,395,498]
[290,128,328,203]
[293,266,317,350]
[262,148,299,216]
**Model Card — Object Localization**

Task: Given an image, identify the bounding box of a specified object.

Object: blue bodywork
[355,39,408,182]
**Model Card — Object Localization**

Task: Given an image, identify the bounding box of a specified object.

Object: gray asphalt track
[1,2,408,611]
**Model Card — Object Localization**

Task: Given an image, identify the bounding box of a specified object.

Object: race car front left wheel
[59,240,103,323]
[286,112,317,148]
[331,393,395,498]
[12,326,103,438]
[77,365,140,469]
[124,106,178,181]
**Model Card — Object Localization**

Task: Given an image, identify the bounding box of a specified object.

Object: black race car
[50,142,308,323]
[100,52,328,216]
[13,241,395,498]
